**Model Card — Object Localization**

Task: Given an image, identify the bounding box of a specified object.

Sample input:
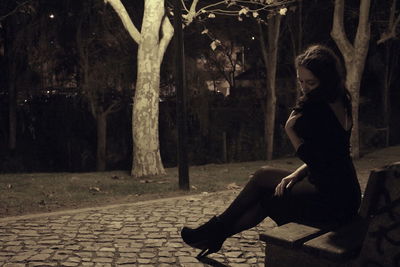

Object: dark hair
[294,44,352,117]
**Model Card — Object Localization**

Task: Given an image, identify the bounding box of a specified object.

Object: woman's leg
[229,201,268,235]
[181,166,291,257]
[218,166,291,235]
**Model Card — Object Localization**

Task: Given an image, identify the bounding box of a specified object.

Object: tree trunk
[380,42,390,147]
[4,18,17,152]
[96,113,107,171]
[345,61,365,158]
[106,0,173,178]
[331,0,371,159]
[131,0,169,177]
[8,77,17,152]
[259,14,281,160]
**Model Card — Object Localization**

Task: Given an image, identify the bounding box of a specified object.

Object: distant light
[46,90,50,94]
[49,14,55,19]
[251,36,255,40]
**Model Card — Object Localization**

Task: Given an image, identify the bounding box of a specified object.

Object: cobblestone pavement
[0,190,277,267]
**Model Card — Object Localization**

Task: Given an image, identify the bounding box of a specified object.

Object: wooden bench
[259,162,400,267]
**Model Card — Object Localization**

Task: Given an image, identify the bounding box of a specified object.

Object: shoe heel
[196,248,209,258]
[195,242,222,258]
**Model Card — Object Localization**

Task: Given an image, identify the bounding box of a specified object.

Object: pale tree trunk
[331,0,371,159]
[258,14,281,160]
[105,0,173,177]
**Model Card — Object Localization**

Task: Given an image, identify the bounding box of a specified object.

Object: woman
[181,44,362,258]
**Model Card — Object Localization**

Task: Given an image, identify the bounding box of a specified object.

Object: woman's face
[297,66,320,95]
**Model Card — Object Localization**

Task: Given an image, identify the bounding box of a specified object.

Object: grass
[1,145,399,218]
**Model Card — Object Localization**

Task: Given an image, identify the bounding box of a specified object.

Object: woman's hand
[274,175,297,197]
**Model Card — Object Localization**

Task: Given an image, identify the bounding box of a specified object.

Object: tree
[206,2,294,161]
[258,8,284,160]
[105,0,173,177]
[104,0,294,177]
[375,0,400,146]
[196,19,245,95]
[331,0,371,159]
[76,0,133,171]
[0,0,37,153]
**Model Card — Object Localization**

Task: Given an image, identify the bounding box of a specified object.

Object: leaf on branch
[266,0,274,4]
[238,7,249,16]
[279,8,288,16]
[227,1,236,8]
[208,13,216,18]
[201,29,209,35]
[210,40,221,50]
[252,11,259,18]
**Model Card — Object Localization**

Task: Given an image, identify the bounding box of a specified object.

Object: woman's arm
[291,163,308,180]
[274,163,308,196]
[285,111,303,151]
[274,111,309,197]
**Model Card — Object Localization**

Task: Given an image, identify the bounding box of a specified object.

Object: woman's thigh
[250,166,292,192]
[263,178,334,225]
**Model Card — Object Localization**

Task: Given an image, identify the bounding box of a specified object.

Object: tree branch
[104,100,121,116]
[0,1,31,21]
[158,14,174,65]
[377,0,400,44]
[185,0,199,25]
[354,0,371,49]
[331,0,353,57]
[104,0,141,44]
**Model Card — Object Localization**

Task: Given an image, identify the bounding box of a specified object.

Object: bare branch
[196,0,296,16]
[0,1,31,21]
[104,100,121,116]
[377,0,400,44]
[389,0,397,29]
[185,0,200,25]
[331,0,353,57]
[354,0,371,49]
[104,0,141,44]
[158,14,174,65]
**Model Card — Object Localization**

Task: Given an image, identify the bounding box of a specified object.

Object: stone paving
[0,190,277,267]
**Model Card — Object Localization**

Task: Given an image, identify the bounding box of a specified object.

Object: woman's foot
[181,216,228,258]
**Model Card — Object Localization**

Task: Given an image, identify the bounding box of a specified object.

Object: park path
[0,190,275,267]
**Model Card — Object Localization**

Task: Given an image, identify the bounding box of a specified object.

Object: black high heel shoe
[181,216,227,258]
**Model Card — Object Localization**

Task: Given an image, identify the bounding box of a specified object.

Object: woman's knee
[253,166,287,177]
[250,166,289,186]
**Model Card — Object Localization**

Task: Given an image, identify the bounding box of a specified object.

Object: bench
[259,162,400,267]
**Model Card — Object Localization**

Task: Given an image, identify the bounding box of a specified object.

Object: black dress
[262,100,362,225]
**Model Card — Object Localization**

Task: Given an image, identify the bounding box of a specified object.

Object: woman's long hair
[293,44,352,118]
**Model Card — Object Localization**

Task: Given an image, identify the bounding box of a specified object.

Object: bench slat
[259,222,327,249]
[302,218,368,262]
